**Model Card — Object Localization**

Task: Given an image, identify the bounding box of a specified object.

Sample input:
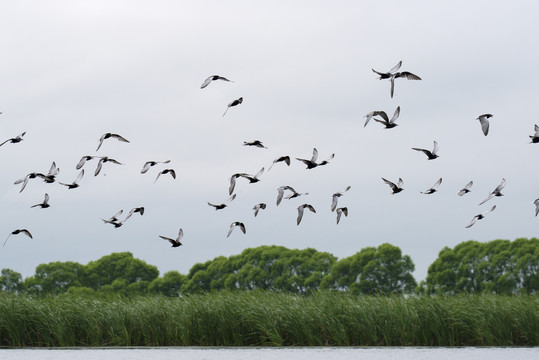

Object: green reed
[0,291,537,347]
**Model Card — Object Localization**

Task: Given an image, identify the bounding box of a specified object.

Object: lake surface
[1,347,538,360]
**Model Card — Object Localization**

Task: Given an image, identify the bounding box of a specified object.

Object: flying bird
[3,229,33,247]
[125,207,145,220]
[243,140,267,148]
[200,75,233,89]
[141,160,171,174]
[95,157,123,176]
[364,110,389,128]
[76,156,96,170]
[238,167,265,184]
[421,178,442,194]
[268,156,291,171]
[0,132,26,147]
[382,177,404,194]
[276,186,308,206]
[31,193,50,209]
[457,181,473,196]
[155,169,176,183]
[297,204,316,225]
[331,186,351,211]
[372,61,421,98]
[253,203,267,217]
[465,205,496,228]
[227,222,246,238]
[208,194,236,210]
[478,178,506,205]
[412,141,439,160]
[59,169,84,189]
[37,162,59,183]
[336,207,348,225]
[529,124,539,143]
[476,114,493,136]
[102,210,124,228]
[373,106,401,128]
[14,172,42,193]
[96,133,130,151]
[223,97,243,117]
[296,148,334,169]
[160,228,183,247]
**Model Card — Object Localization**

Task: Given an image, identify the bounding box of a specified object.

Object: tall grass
[0,292,537,347]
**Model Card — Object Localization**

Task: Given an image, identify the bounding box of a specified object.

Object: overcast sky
[1,1,538,282]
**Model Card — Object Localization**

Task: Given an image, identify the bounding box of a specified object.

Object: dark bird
[276,185,308,206]
[102,210,124,228]
[457,181,473,196]
[382,177,404,194]
[37,162,60,183]
[223,97,243,117]
[238,167,264,183]
[227,222,246,238]
[59,169,84,189]
[243,140,267,148]
[331,186,351,211]
[478,178,506,205]
[476,114,493,136]
[141,160,171,174]
[268,156,291,171]
[364,107,399,128]
[465,205,496,228]
[3,229,33,247]
[421,178,442,194]
[208,194,236,210]
[336,207,348,225]
[160,228,183,247]
[296,148,334,169]
[96,133,130,151]
[412,141,439,160]
[201,75,233,89]
[76,156,96,170]
[297,204,316,225]
[14,172,42,193]
[372,61,421,98]
[95,157,123,176]
[155,169,176,183]
[253,203,267,217]
[0,132,26,147]
[529,124,539,143]
[373,106,401,128]
[534,199,539,217]
[31,193,50,209]
[125,207,145,220]
[372,60,402,80]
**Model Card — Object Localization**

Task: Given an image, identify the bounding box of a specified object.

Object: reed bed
[0,291,537,347]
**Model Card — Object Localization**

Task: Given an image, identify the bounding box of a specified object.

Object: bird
[37,162,59,183]
[529,124,539,143]
[125,207,145,220]
[465,205,496,228]
[101,210,124,228]
[31,193,50,209]
[296,148,334,169]
[223,97,243,116]
[227,222,246,238]
[268,156,291,171]
[297,204,316,225]
[208,194,236,210]
[14,172,42,193]
[95,157,123,176]
[331,186,351,211]
[412,141,439,160]
[141,160,171,174]
[253,203,267,217]
[160,228,183,247]
[155,169,176,183]
[421,178,442,194]
[96,133,130,151]
[59,169,84,189]
[0,132,26,147]
[276,186,308,206]
[373,106,401,128]
[476,114,493,136]
[534,199,539,217]
[200,75,233,89]
[238,168,265,183]
[76,156,96,170]
[364,110,390,128]
[243,140,267,148]
[479,178,506,205]
[458,181,473,196]
[382,177,404,194]
[3,229,33,247]
[372,61,421,98]
[372,60,402,80]
[336,207,348,225]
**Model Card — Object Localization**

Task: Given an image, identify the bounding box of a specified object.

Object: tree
[0,268,24,293]
[30,261,85,294]
[148,271,186,297]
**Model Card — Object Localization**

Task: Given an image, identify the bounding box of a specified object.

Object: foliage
[0,269,24,293]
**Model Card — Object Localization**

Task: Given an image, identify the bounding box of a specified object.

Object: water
[0,347,537,360]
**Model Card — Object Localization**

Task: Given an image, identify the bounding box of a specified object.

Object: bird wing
[432,178,443,189]
[254,167,264,179]
[226,194,237,203]
[307,205,316,213]
[168,169,177,179]
[311,148,319,162]
[141,162,152,174]
[382,177,397,192]
[482,205,496,216]
[331,195,339,212]
[390,61,402,73]
[390,76,395,98]
[238,223,246,234]
[373,117,389,126]
[494,178,506,193]
[390,106,400,123]
[74,169,84,184]
[177,228,184,241]
[465,216,478,228]
[534,199,539,216]
[397,178,403,188]
[43,193,49,204]
[96,135,106,151]
[276,187,285,206]
[200,76,213,89]
[336,209,342,224]
[412,147,429,156]
[229,175,237,195]
[76,156,90,170]
[47,162,58,176]
[400,72,422,80]
[159,235,175,244]
[0,139,9,146]
[111,134,129,143]
[297,206,305,225]
[20,229,33,239]
[227,223,236,238]
[432,141,439,155]
[18,176,30,193]
[478,193,494,206]
[94,158,104,176]
[479,117,489,136]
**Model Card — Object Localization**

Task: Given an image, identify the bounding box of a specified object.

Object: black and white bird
[31,193,50,209]
[268,156,291,171]
[276,186,308,206]
[421,178,442,194]
[3,229,33,247]
[14,172,41,193]
[296,148,334,169]
[96,133,130,151]
[59,169,84,189]
[200,75,233,89]
[478,178,506,205]
[373,106,401,129]
[125,207,145,220]
[95,157,123,176]
[141,160,171,174]
[529,125,539,143]
[102,210,124,228]
[534,199,539,217]
[331,186,351,212]
[372,61,421,98]
[227,222,246,238]
[365,106,400,128]
[465,205,496,228]
[155,169,176,183]
[243,140,267,148]
[336,207,348,225]
[76,156,96,170]
[476,114,493,136]
[297,204,316,225]
[382,177,404,194]
[208,194,236,210]
[238,168,264,184]
[457,181,474,196]
[38,162,60,183]
[0,132,26,147]
[412,141,439,160]
[253,203,267,217]
[223,97,243,117]
[160,228,183,247]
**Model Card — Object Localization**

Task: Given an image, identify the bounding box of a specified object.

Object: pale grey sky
[1,1,538,282]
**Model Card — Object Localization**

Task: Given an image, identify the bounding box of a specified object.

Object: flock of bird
[2,63,539,250]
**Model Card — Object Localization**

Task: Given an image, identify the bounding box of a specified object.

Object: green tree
[0,268,24,293]
[149,271,186,297]
[30,261,85,294]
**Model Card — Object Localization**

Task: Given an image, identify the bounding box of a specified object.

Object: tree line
[1,238,537,296]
